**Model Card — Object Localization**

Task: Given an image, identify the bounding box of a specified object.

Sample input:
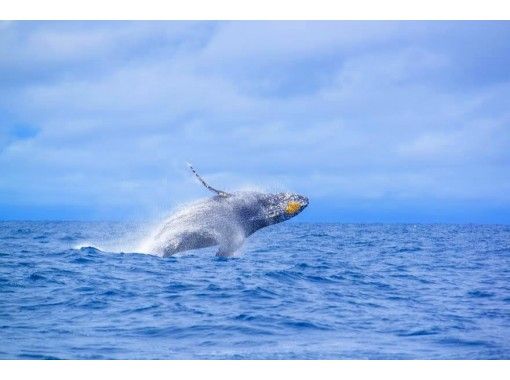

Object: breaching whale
[144,164,309,257]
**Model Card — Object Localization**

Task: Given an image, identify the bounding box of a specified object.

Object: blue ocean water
[1,221,509,359]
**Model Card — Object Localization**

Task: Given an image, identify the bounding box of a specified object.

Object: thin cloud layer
[1,21,509,222]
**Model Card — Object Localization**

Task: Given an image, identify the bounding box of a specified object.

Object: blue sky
[1,21,510,222]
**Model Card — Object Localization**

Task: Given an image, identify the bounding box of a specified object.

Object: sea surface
[1,221,509,359]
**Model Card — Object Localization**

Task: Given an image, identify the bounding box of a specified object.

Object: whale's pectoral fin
[187,163,231,197]
[216,234,245,257]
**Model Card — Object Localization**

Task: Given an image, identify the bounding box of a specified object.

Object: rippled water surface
[1,222,509,359]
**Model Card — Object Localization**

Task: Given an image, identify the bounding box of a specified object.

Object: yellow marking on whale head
[285,201,301,215]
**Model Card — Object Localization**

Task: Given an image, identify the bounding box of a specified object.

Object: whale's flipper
[216,234,244,257]
[160,230,218,257]
[187,163,231,197]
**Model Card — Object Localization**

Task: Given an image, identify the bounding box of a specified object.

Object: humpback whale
[145,164,309,257]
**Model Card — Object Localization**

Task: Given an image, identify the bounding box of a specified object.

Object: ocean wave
[1,222,509,359]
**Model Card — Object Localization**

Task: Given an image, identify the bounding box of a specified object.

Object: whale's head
[263,192,309,224]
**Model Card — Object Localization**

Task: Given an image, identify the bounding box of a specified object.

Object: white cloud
[1,21,510,220]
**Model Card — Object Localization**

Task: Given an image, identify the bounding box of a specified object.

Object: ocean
[1,221,509,359]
